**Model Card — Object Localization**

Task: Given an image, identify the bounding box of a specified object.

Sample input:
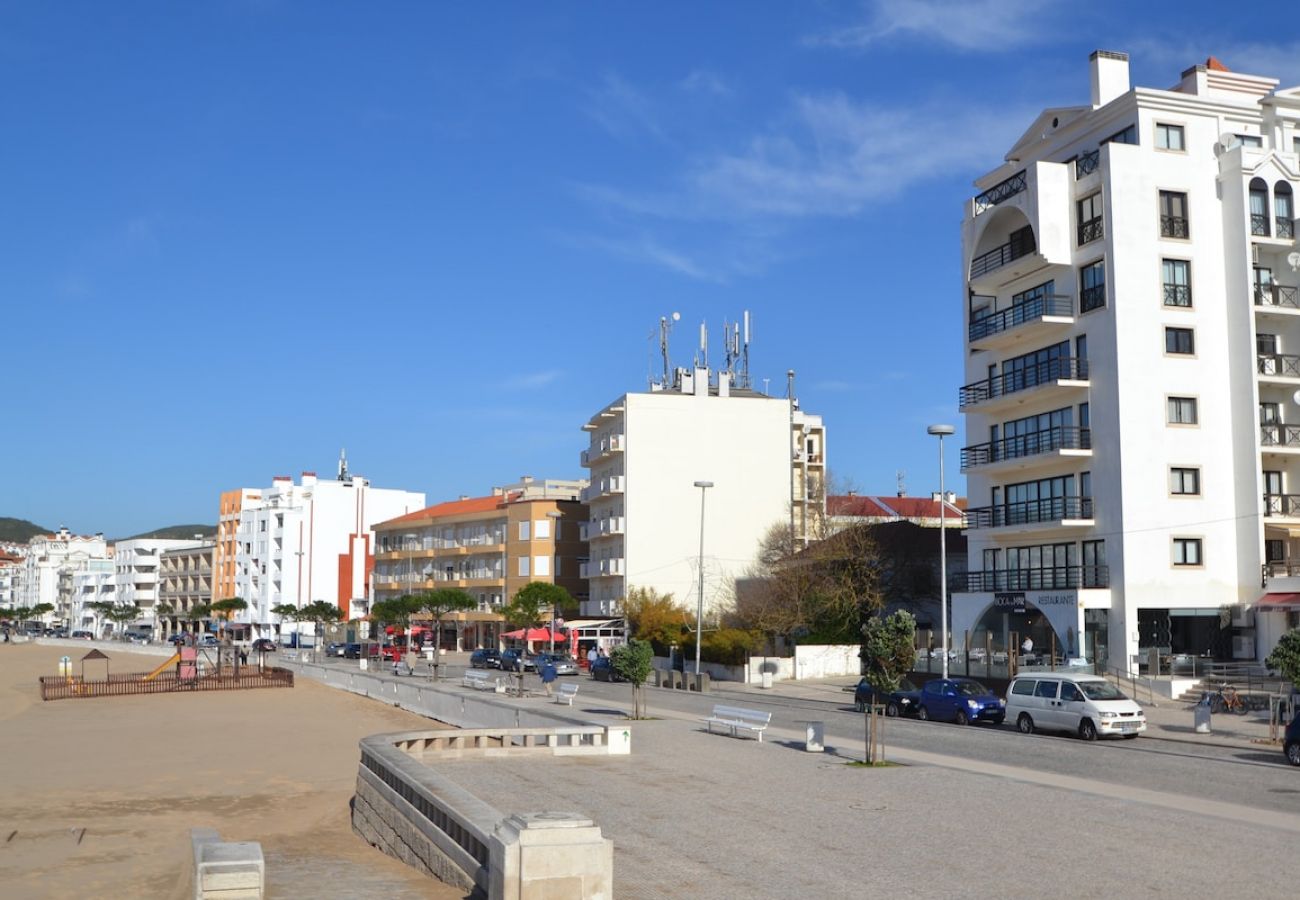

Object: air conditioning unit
[1231,604,1254,628]
[1231,635,1256,659]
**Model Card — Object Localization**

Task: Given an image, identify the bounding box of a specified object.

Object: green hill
[119,524,217,541]
[0,518,49,543]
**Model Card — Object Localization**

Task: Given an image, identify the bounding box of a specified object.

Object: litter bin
[761,671,773,689]
[796,720,824,752]
[1194,694,1212,734]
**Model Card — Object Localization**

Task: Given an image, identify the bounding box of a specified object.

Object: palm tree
[417,588,475,678]
[271,603,299,645]
[210,597,247,644]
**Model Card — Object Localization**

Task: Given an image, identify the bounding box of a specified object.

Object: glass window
[1250,178,1270,236]
[1165,327,1195,355]
[1077,193,1103,245]
[1033,680,1060,698]
[1167,397,1198,424]
[1173,538,1203,566]
[1156,123,1185,151]
[1238,134,1263,148]
[1011,679,1035,696]
[1159,191,1189,238]
[1102,124,1137,145]
[1162,259,1191,307]
[534,519,551,540]
[1080,260,1106,312]
[517,556,530,577]
[518,521,530,541]
[533,555,550,577]
[1060,682,1084,702]
[1170,467,1201,495]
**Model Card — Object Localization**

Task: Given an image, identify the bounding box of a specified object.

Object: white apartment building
[953,50,1300,671]
[231,460,425,637]
[114,538,206,627]
[0,554,22,609]
[18,528,110,624]
[581,363,825,618]
[70,561,116,634]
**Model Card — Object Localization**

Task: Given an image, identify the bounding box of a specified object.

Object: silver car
[538,653,579,676]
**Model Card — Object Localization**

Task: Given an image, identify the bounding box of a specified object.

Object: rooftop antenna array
[337,448,352,483]
[721,310,753,389]
[896,469,906,497]
[654,308,753,391]
[658,312,681,388]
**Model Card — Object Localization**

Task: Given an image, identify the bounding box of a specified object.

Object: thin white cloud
[502,370,562,390]
[679,69,732,97]
[806,0,1055,52]
[583,72,667,142]
[565,231,726,282]
[1127,37,1300,87]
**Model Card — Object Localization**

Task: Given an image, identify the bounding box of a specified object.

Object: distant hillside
[0,518,50,543]
[119,524,217,541]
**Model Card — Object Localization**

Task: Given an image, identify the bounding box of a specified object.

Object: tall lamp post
[927,424,955,680]
[693,480,714,676]
[546,510,564,655]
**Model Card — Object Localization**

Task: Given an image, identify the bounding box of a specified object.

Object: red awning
[1257,592,1300,610]
[503,627,566,641]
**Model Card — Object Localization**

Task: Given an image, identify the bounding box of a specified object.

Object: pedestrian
[239,649,248,666]
[587,645,598,669]
[540,658,558,697]
[1021,635,1034,661]
[598,646,607,659]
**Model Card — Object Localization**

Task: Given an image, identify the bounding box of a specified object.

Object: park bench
[702,705,771,742]
[555,682,579,706]
[462,670,503,692]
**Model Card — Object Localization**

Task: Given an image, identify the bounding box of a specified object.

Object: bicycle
[1206,685,1250,715]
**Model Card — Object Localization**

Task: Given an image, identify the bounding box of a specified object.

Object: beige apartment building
[370,477,588,650]
[156,541,215,639]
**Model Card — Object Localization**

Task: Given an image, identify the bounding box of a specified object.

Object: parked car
[589,656,624,682]
[1006,672,1145,741]
[326,641,347,657]
[850,677,922,716]
[198,634,219,647]
[70,630,94,640]
[470,649,502,669]
[251,638,277,653]
[1286,711,1300,767]
[342,642,363,659]
[536,653,579,676]
[916,678,1006,725]
[500,649,536,672]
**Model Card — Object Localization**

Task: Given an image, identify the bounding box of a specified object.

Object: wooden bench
[555,682,579,706]
[702,705,771,742]
[462,670,503,692]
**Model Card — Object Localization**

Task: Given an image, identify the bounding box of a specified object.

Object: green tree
[510,582,574,650]
[611,639,654,719]
[210,597,248,643]
[297,600,344,653]
[503,585,549,640]
[624,586,689,653]
[417,588,476,677]
[1266,628,1300,689]
[186,602,212,639]
[87,600,115,638]
[106,602,140,638]
[270,603,299,643]
[858,610,917,764]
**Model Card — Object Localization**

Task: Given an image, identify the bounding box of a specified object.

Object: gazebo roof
[81,649,110,661]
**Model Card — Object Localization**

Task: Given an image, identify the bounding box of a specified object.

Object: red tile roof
[829,494,965,520]
[376,494,506,528]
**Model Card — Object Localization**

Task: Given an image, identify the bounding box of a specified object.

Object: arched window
[1275,182,1294,239]
[1250,177,1270,236]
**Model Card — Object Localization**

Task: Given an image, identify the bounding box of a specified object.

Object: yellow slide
[143,652,181,682]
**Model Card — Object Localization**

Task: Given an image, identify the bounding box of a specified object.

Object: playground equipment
[39,646,293,701]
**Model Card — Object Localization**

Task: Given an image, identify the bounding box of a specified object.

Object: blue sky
[5,1,1300,536]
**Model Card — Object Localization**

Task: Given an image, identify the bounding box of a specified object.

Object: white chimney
[1090,50,1130,108]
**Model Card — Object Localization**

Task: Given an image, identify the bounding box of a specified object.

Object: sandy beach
[0,644,464,899]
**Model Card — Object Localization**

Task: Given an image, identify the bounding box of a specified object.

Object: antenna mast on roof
[696,320,708,370]
[896,469,906,497]
[659,312,680,387]
[338,448,352,483]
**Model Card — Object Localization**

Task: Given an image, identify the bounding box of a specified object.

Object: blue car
[917,678,1006,725]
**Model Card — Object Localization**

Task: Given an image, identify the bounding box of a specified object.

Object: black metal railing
[961,426,1091,469]
[1264,561,1300,578]
[970,227,1036,279]
[1160,215,1189,238]
[1258,353,1300,377]
[1255,284,1300,309]
[1278,217,1295,239]
[1163,284,1191,307]
[1251,213,1271,236]
[1077,217,1103,245]
[965,566,1109,591]
[1264,494,1300,517]
[1080,283,1106,312]
[1261,423,1300,447]
[965,496,1094,530]
[1075,150,1099,178]
[959,357,1088,407]
[973,170,1028,215]
[968,294,1072,342]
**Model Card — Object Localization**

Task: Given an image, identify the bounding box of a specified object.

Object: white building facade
[953,50,1300,670]
[114,539,206,627]
[18,528,110,625]
[581,365,825,618]
[70,561,116,634]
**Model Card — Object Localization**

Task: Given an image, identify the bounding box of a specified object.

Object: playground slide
[143,652,181,682]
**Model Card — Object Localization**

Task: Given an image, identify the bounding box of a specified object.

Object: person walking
[587,645,598,669]
[540,657,558,697]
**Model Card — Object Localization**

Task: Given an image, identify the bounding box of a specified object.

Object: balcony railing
[972,170,1027,215]
[1079,284,1106,312]
[1258,354,1300,377]
[1076,217,1103,245]
[968,294,1072,342]
[1075,150,1099,179]
[970,227,1036,279]
[1255,284,1300,309]
[959,357,1088,408]
[1251,213,1271,236]
[1163,284,1191,307]
[965,566,1109,591]
[966,497,1093,530]
[961,426,1091,469]
[1264,494,1300,517]
[1160,215,1189,238]
[1278,217,1296,239]
[1261,424,1300,447]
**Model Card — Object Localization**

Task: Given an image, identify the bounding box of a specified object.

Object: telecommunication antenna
[338,448,352,483]
[697,320,708,370]
[659,312,681,386]
[896,469,906,497]
[741,310,751,388]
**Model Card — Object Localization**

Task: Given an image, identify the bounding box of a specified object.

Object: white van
[1006,673,1146,740]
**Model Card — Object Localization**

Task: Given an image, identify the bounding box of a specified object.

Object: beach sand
[0,644,465,899]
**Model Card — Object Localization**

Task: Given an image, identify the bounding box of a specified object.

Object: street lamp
[546,510,564,654]
[927,424,955,679]
[693,480,714,676]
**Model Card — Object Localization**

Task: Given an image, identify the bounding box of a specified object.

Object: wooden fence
[39,667,294,701]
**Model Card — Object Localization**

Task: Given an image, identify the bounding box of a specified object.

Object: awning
[1256,592,1300,610]
[503,627,566,641]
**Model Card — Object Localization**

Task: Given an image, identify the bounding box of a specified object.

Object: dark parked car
[470,649,502,669]
[342,642,363,659]
[917,678,1006,725]
[851,677,922,716]
[589,656,624,682]
[1286,711,1300,767]
[252,638,277,653]
[500,649,536,672]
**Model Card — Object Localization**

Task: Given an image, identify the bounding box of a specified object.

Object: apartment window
[517,557,530,577]
[1077,193,1103,245]
[1169,467,1201,495]
[1165,327,1195,355]
[1080,260,1106,312]
[1237,134,1263,149]
[518,521,530,541]
[1102,124,1137,146]
[1159,191,1189,238]
[1162,259,1191,307]
[1250,178,1270,236]
[1155,123,1185,151]
[1276,183,1294,239]
[1173,537,1203,566]
[1167,396,1198,425]
[534,519,551,540]
[533,556,550,577]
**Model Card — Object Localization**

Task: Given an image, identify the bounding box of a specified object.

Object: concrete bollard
[190,827,264,899]
[489,812,612,900]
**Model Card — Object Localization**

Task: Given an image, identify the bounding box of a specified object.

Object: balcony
[1252,213,1271,237]
[591,516,625,538]
[1279,217,1295,239]
[1074,150,1099,179]
[965,497,1094,534]
[1261,424,1300,450]
[580,558,625,578]
[961,426,1091,474]
[968,294,1073,350]
[1264,494,1300,518]
[598,558,625,576]
[1076,216,1103,245]
[581,434,625,468]
[1160,215,1189,239]
[1255,284,1300,312]
[972,170,1027,216]
[969,225,1036,279]
[958,357,1088,411]
[965,566,1109,591]
[583,476,624,501]
[1257,354,1300,380]
[578,522,590,542]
